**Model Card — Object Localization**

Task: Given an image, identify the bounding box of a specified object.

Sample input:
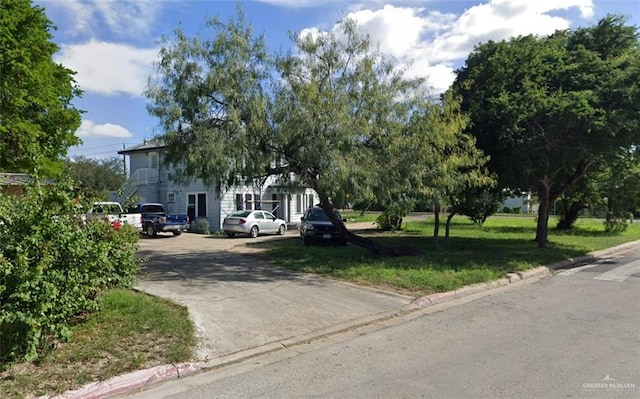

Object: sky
[33,0,640,160]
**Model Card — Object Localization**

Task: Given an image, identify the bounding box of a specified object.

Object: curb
[44,239,640,398]
[39,363,201,399]
[38,363,201,399]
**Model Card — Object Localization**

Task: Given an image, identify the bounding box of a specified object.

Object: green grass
[0,289,196,399]
[339,210,381,223]
[264,215,640,297]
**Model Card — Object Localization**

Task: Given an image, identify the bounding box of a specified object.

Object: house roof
[118,140,166,155]
[0,173,32,185]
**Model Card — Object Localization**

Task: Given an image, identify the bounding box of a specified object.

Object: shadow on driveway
[134,233,413,361]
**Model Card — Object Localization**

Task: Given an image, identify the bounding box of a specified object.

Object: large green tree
[451,15,640,248]
[556,145,640,229]
[147,9,480,254]
[0,0,82,176]
[65,156,126,200]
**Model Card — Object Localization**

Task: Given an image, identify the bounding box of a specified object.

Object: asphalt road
[126,242,640,399]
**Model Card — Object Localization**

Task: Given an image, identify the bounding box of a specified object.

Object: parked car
[127,203,190,237]
[223,210,287,238]
[86,201,143,232]
[299,206,347,245]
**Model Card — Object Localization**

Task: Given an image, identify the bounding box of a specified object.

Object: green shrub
[502,207,512,213]
[604,213,628,233]
[0,181,140,363]
[189,217,210,234]
[376,210,404,231]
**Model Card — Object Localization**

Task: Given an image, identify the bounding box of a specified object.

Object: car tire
[250,225,259,238]
[277,224,286,235]
[173,230,182,236]
[225,232,235,237]
[146,223,157,238]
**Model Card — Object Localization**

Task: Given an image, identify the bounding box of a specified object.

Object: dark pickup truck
[128,203,190,237]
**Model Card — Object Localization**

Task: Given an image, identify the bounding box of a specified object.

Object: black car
[300,206,347,245]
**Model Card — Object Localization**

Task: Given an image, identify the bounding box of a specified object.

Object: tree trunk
[535,187,551,249]
[556,200,586,230]
[433,202,441,249]
[318,198,421,256]
[359,202,371,217]
[445,211,456,245]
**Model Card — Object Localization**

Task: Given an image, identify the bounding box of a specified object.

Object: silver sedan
[223,210,287,238]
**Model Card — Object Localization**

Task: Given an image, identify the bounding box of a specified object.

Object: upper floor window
[149,152,158,169]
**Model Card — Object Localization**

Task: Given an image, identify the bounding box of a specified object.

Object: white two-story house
[109,140,318,231]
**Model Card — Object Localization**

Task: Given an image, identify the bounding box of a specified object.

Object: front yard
[2,215,638,398]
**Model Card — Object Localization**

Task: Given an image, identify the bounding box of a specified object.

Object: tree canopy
[65,156,126,200]
[147,8,485,254]
[451,15,640,248]
[0,0,83,176]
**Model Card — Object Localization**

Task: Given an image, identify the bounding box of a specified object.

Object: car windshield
[230,211,252,218]
[305,209,334,222]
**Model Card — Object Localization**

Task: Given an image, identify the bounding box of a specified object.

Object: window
[149,152,158,169]
[167,192,176,203]
[245,194,253,210]
[141,204,164,213]
[254,196,261,210]
[308,194,314,208]
[296,194,302,213]
[235,194,244,210]
[254,212,265,219]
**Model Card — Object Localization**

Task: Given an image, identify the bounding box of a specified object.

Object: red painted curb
[40,363,201,399]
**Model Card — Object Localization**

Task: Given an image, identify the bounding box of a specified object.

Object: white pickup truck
[86,202,143,232]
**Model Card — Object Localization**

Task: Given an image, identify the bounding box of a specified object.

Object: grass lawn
[339,210,381,223]
[264,215,640,297]
[0,289,196,399]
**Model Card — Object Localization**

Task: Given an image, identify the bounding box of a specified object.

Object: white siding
[120,145,318,231]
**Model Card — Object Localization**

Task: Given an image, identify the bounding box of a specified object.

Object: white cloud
[321,0,596,93]
[93,0,161,37]
[346,5,429,57]
[40,0,162,38]
[77,120,133,138]
[56,40,157,97]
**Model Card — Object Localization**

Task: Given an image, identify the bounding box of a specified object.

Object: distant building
[110,141,317,230]
[0,173,32,196]
[502,193,538,214]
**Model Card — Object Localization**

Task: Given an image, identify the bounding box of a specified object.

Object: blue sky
[34,0,639,160]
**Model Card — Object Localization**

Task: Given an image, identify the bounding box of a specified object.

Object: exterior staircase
[109,168,159,204]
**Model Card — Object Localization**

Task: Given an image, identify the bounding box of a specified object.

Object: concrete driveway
[134,228,413,365]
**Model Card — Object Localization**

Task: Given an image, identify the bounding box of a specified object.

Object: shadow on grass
[263,234,587,275]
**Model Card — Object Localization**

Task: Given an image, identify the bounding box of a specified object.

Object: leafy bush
[0,181,140,364]
[189,217,210,234]
[604,213,628,233]
[502,207,512,213]
[376,209,404,231]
